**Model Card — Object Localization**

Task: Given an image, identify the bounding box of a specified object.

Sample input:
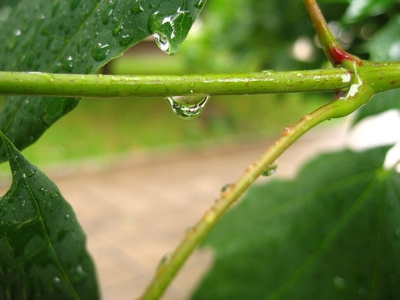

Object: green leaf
[353,14,400,125]
[192,146,400,300]
[0,0,206,162]
[353,90,400,125]
[343,0,397,23]
[0,132,99,299]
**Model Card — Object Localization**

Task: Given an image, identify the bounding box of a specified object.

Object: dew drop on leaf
[119,34,133,46]
[52,277,62,291]
[166,95,209,119]
[62,55,74,72]
[112,24,123,36]
[131,1,144,14]
[91,42,110,62]
[102,0,117,25]
[194,0,206,9]
[262,161,278,177]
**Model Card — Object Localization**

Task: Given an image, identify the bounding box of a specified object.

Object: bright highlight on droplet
[166,95,210,120]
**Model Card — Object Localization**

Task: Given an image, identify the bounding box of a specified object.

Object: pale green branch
[0,69,351,98]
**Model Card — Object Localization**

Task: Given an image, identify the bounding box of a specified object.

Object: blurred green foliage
[180,0,400,72]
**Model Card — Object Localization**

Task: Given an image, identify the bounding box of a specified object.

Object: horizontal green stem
[0,69,351,98]
[1,65,400,99]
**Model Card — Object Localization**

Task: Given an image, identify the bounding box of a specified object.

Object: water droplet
[333,276,346,290]
[37,186,48,195]
[262,161,278,177]
[102,1,117,25]
[396,228,400,238]
[112,24,123,36]
[166,95,209,119]
[282,126,293,136]
[157,253,171,270]
[131,1,144,14]
[49,191,60,198]
[73,265,87,281]
[62,55,74,72]
[26,168,36,178]
[92,43,110,62]
[52,277,62,290]
[119,34,133,46]
[65,214,70,220]
[153,33,170,53]
[148,9,193,55]
[194,0,206,9]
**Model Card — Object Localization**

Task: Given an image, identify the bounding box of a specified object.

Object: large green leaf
[192,146,400,299]
[0,132,99,299]
[0,0,206,162]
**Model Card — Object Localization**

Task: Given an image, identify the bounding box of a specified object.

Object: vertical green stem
[303,0,362,66]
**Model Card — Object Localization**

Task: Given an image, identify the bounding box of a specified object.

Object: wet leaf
[0,132,99,299]
[0,0,206,162]
[192,146,400,300]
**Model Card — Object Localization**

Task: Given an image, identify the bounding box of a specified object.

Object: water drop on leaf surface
[166,95,209,119]
[92,43,110,62]
[131,1,144,14]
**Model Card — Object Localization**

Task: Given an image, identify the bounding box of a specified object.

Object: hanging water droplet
[131,1,144,14]
[166,95,209,119]
[92,42,110,62]
[154,33,170,53]
[148,9,193,55]
[262,161,278,177]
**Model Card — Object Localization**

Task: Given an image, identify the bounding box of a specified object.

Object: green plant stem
[138,65,375,299]
[304,0,362,66]
[0,69,356,98]
[1,65,400,99]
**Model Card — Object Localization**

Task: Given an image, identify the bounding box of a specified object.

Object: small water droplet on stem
[262,160,278,177]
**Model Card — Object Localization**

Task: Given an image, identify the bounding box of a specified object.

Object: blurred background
[1,0,400,299]
[2,0,397,165]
